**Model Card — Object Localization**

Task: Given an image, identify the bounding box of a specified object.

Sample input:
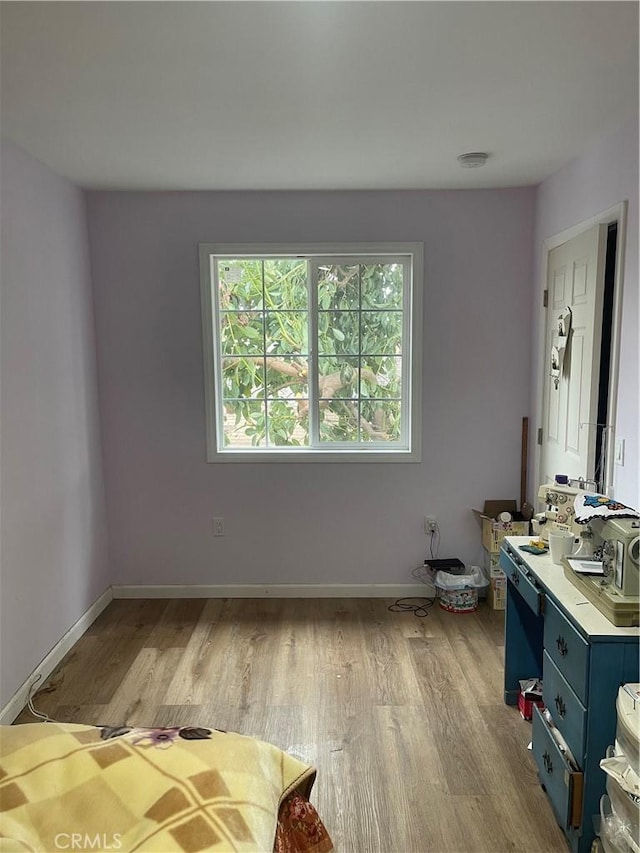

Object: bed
[0,722,334,852]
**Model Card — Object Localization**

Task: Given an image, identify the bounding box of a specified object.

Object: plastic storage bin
[598,794,640,853]
[434,566,487,614]
[607,774,640,846]
[616,685,640,778]
[438,587,479,613]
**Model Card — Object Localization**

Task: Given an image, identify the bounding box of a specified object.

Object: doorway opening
[594,222,617,491]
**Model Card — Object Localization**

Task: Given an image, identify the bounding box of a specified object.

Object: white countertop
[503,536,640,640]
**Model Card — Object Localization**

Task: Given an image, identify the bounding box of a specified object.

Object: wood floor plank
[12,597,568,853]
[355,599,424,706]
[446,795,517,852]
[85,598,169,637]
[438,610,505,705]
[142,598,207,649]
[262,599,320,708]
[162,598,228,705]
[371,704,449,853]
[491,792,568,852]
[47,705,110,726]
[408,635,494,796]
[105,647,187,725]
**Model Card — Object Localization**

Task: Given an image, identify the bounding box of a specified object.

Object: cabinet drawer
[532,705,584,829]
[500,546,544,615]
[544,598,590,704]
[542,651,587,765]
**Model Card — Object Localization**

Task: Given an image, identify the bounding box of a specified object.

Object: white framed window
[199,242,423,462]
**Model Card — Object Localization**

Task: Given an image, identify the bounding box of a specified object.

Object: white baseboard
[112,583,433,599]
[0,587,113,725]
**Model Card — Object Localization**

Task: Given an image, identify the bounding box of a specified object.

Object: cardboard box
[488,574,507,610]
[482,548,503,578]
[472,501,530,553]
[518,691,544,721]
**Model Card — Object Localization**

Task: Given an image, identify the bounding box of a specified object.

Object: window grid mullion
[357,264,362,444]
[309,259,319,448]
[261,261,269,447]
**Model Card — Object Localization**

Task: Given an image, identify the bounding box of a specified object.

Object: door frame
[533,200,627,499]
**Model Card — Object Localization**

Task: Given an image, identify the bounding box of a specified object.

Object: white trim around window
[199,242,423,462]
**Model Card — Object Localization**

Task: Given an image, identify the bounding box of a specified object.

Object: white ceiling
[1,1,638,190]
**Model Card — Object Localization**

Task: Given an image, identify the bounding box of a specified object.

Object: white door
[540,224,608,486]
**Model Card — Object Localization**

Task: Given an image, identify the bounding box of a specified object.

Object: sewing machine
[536,481,640,624]
[561,514,640,627]
[536,482,593,541]
[591,516,640,598]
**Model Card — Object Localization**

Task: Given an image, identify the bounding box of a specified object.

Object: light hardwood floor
[15,597,567,853]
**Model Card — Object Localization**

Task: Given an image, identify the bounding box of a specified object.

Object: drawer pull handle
[554,694,566,718]
[556,636,568,656]
[543,751,553,774]
[510,570,520,586]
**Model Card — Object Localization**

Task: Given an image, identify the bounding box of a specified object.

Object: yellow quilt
[0,723,317,852]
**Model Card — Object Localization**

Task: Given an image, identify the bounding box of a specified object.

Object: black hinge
[537,427,543,445]
[543,289,549,307]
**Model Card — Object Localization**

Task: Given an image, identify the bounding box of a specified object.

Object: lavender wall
[86,188,535,586]
[0,140,110,709]
[533,115,639,507]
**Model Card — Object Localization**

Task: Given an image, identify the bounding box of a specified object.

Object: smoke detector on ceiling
[457,152,489,168]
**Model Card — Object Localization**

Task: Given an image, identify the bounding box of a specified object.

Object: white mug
[549,530,577,565]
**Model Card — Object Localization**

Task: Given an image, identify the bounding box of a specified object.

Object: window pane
[361,263,403,309]
[361,311,402,355]
[222,357,265,400]
[264,259,307,310]
[264,311,308,355]
[267,400,309,446]
[361,355,402,398]
[317,264,359,310]
[223,400,266,447]
[220,312,264,355]
[319,399,359,442]
[360,399,402,442]
[218,260,263,310]
[318,356,359,399]
[317,311,359,355]
[265,356,308,398]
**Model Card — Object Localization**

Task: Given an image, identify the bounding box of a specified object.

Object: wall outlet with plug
[424,515,438,534]
[213,517,225,536]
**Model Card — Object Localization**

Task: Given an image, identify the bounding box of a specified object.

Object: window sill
[207,447,422,463]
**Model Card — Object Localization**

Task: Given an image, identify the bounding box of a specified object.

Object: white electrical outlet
[213,517,225,536]
[424,515,437,534]
[615,438,625,466]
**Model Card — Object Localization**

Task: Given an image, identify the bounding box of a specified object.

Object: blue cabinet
[500,537,639,853]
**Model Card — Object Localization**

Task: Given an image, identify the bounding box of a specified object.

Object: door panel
[548,376,560,442]
[573,259,589,303]
[553,265,568,305]
[565,330,584,454]
[541,224,607,484]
